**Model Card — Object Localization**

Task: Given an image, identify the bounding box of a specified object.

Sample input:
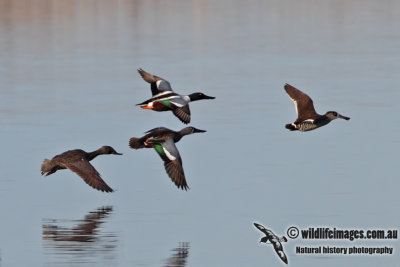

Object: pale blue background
[0,0,399,266]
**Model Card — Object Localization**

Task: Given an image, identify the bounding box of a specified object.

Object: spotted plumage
[137,68,215,124]
[41,146,122,192]
[129,127,206,190]
[254,223,288,264]
[284,84,350,131]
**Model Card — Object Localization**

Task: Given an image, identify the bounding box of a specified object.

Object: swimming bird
[129,127,206,190]
[136,68,215,124]
[41,146,122,192]
[284,84,350,131]
[253,223,288,264]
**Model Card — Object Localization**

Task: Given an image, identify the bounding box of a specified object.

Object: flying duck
[41,146,122,192]
[136,68,215,124]
[284,83,350,131]
[129,127,206,190]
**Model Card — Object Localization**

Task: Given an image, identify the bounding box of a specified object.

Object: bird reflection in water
[42,206,117,265]
[164,242,190,267]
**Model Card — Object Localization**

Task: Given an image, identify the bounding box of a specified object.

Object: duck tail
[129,137,145,149]
[285,123,297,131]
[41,159,53,175]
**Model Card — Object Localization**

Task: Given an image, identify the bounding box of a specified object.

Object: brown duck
[41,146,122,192]
[284,84,350,131]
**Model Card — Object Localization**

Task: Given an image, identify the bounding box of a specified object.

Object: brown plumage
[41,146,122,192]
[284,83,350,131]
[285,83,319,122]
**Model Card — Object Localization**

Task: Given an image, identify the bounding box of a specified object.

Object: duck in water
[41,146,122,192]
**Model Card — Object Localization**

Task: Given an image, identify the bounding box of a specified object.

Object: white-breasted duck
[136,68,215,124]
[284,84,350,132]
[129,127,206,190]
[253,223,288,264]
[41,146,122,192]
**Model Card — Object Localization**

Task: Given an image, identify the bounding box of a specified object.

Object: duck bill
[203,94,215,100]
[113,152,123,155]
[338,114,350,120]
[193,128,206,133]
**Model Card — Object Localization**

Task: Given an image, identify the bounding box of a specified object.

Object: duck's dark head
[259,236,269,243]
[325,111,350,121]
[188,92,215,101]
[99,146,123,155]
[180,127,207,136]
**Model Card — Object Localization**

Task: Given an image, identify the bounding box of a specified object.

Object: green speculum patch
[161,100,172,107]
[154,144,164,154]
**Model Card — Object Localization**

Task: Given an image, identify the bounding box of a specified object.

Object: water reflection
[42,206,117,265]
[164,242,190,267]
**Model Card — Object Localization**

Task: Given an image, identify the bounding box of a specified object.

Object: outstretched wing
[273,242,288,264]
[284,84,319,122]
[138,68,173,95]
[151,139,189,190]
[63,159,114,192]
[254,223,270,235]
[173,105,191,124]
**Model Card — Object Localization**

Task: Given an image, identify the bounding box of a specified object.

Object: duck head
[325,111,350,121]
[180,127,207,135]
[99,146,123,155]
[188,92,215,101]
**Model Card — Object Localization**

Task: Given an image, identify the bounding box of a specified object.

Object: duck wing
[284,84,319,122]
[151,139,189,190]
[144,127,173,135]
[63,158,114,192]
[143,127,175,144]
[138,68,172,95]
[173,105,191,124]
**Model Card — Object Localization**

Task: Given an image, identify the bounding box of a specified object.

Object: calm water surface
[0,0,399,266]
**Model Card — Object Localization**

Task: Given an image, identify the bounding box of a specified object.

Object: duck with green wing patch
[136,68,215,124]
[129,127,206,190]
